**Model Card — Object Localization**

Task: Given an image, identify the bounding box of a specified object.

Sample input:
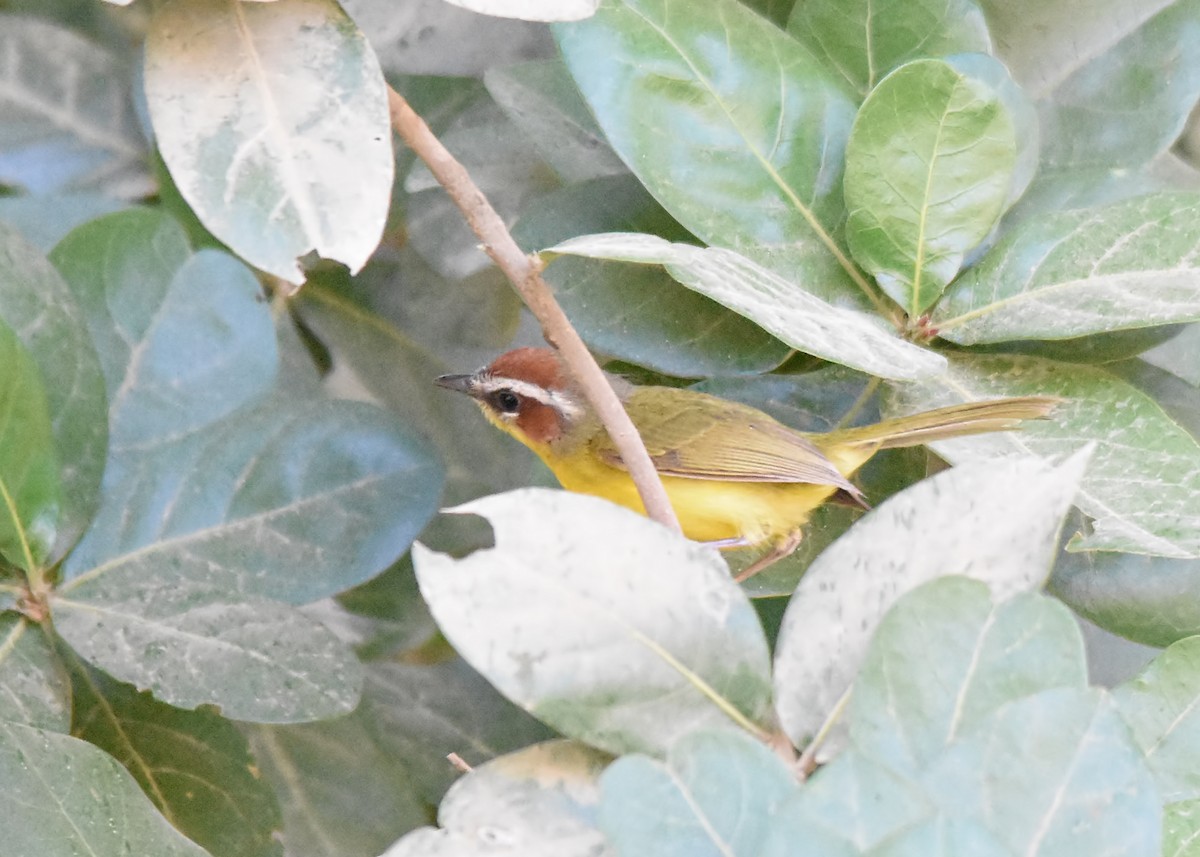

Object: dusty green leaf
[844,57,1019,315]
[513,177,791,378]
[866,816,1012,857]
[1050,536,1200,648]
[145,0,393,283]
[935,193,1200,345]
[600,730,795,857]
[1165,799,1200,857]
[773,450,1088,747]
[71,663,283,857]
[0,719,211,857]
[383,741,612,857]
[363,659,556,806]
[547,233,946,380]
[1114,636,1200,802]
[0,15,150,197]
[885,352,1200,558]
[555,0,872,308]
[414,488,774,756]
[0,616,69,731]
[787,0,990,96]
[1,223,106,561]
[0,317,59,570]
[764,749,932,855]
[851,579,1087,779]
[245,709,429,857]
[0,195,125,252]
[53,575,363,723]
[924,688,1160,857]
[484,59,626,181]
[1013,0,1200,170]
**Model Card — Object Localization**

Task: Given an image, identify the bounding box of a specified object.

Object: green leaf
[851,578,1087,779]
[484,59,627,182]
[245,710,430,857]
[53,578,363,723]
[787,0,991,96]
[843,57,1019,316]
[885,352,1200,558]
[1165,799,1200,857]
[385,740,612,857]
[773,449,1088,747]
[599,730,796,857]
[513,177,791,378]
[546,233,947,380]
[1114,636,1200,802]
[1015,0,1200,171]
[144,0,393,283]
[764,749,932,854]
[413,488,775,756]
[1050,532,1200,648]
[0,15,150,197]
[0,316,59,570]
[363,659,556,806]
[0,719,211,857]
[924,688,1160,857]
[0,222,106,561]
[934,193,1200,345]
[554,0,877,310]
[0,616,69,731]
[71,663,283,857]
[294,279,532,506]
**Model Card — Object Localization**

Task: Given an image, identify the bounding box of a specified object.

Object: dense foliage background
[0,0,1198,855]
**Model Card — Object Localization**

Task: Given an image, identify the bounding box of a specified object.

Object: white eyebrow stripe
[474,376,584,421]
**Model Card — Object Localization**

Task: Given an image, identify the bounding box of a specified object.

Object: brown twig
[386,86,681,533]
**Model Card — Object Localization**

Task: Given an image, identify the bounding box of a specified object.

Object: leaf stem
[796,685,852,779]
[0,477,39,588]
[386,86,681,533]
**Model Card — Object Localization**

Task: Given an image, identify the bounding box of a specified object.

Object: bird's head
[435,347,592,447]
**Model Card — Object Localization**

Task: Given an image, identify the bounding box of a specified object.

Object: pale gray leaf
[546,233,947,381]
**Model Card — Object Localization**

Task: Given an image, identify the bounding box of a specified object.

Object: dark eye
[494,390,521,413]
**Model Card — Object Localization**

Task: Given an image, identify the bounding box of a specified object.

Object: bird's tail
[826,396,1062,451]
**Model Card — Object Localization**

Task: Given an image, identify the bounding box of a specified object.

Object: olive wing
[592,386,859,493]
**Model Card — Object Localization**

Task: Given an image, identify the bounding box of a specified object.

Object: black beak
[435,373,475,395]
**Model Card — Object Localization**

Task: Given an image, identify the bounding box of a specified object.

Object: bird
[436,347,1059,580]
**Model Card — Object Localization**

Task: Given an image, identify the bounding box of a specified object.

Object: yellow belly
[543,448,838,545]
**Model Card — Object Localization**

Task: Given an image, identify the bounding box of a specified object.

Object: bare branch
[386,85,682,533]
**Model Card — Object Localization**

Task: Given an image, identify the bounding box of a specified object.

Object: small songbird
[436,347,1058,579]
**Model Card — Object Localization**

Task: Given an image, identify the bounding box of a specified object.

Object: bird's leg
[734,531,804,583]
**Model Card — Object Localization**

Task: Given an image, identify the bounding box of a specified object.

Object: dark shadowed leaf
[71,662,283,857]
[382,741,612,857]
[144,0,393,283]
[245,709,430,857]
[599,730,795,857]
[0,719,211,857]
[414,488,774,756]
